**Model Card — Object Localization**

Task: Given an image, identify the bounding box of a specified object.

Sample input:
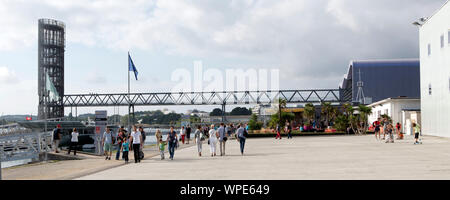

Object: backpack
[53,128,60,140]
[243,129,249,137]
[139,150,144,159]
[141,131,146,142]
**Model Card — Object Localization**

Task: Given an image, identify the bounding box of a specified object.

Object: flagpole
[128,52,131,132]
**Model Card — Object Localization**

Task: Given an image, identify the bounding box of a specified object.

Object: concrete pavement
[77,135,450,180]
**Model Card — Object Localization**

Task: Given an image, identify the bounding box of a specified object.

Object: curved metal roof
[350,59,420,68]
[341,59,421,104]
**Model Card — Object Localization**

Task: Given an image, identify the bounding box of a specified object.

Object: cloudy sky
[0,0,445,116]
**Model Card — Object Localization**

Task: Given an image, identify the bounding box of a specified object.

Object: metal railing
[0,131,52,162]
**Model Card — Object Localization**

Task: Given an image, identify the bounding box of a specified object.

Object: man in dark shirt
[186,125,192,144]
[53,124,62,153]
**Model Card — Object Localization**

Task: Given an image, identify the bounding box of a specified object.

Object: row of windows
[428,30,450,56]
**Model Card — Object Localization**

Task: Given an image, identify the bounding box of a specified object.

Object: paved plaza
[77,135,450,180]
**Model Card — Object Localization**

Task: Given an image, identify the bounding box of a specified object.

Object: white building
[418,1,450,137]
[368,98,421,135]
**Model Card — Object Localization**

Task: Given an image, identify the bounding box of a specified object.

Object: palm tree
[342,103,357,134]
[304,103,315,125]
[358,105,373,134]
[278,98,287,126]
[321,102,335,127]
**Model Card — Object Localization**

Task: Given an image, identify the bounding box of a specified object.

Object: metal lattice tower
[38,19,65,120]
[355,69,365,104]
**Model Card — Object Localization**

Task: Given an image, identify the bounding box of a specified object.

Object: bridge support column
[222,103,226,123]
[132,105,135,125]
[128,104,136,127]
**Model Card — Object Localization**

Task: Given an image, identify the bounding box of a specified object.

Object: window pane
[441,35,445,48]
[428,44,431,55]
[448,31,450,44]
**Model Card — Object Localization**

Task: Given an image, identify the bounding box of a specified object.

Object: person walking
[121,137,130,164]
[208,124,218,157]
[186,124,192,144]
[275,124,282,139]
[159,139,167,160]
[167,126,178,160]
[194,125,204,157]
[130,126,143,163]
[52,124,62,153]
[374,118,381,140]
[155,129,163,147]
[115,130,125,160]
[102,128,114,160]
[236,123,247,156]
[385,124,394,143]
[413,123,421,144]
[68,128,79,155]
[286,120,292,139]
[218,123,228,156]
[395,122,402,139]
[138,126,146,160]
[180,126,186,144]
[382,118,389,140]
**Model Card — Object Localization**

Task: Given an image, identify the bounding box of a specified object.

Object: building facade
[340,59,420,105]
[368,98,421,135]
[419,1,450,137]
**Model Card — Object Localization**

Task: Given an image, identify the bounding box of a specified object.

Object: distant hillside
[0,115,36,122]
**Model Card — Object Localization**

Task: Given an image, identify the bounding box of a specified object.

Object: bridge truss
[63,89,352,107]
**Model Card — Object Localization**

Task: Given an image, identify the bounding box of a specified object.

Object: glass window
[429,84,432,95]
[428,44,431,55]
[448,31,450,44]
[441,35,445,48]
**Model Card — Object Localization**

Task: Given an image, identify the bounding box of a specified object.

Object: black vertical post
[132,105,135,125]
[222,103,226,123]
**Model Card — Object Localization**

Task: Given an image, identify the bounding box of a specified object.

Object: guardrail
[0,132,52,180]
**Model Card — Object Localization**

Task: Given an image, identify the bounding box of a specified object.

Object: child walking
[121,137,130,164]
[385,124,394,143]
[159,139,167,160]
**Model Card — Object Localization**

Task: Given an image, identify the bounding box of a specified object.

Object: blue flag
[128,52,138,80]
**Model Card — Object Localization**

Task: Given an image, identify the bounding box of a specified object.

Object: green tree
[269,112,294,128]
[277,98,287,126]
[210,108,223,116]
[358,105,373,135]
[230,107,252,115]
[334,114,349,131]
[248,114,263,130]
[304,103,315,125]
[321,102,337,127]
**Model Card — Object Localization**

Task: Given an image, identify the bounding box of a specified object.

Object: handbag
[223,137,228,142]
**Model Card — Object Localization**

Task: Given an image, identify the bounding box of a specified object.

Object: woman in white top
[208,124,218,157]
[68,128,79,155]
[130,126,143,163]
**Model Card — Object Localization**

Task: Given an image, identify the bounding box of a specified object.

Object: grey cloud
[0,0,446,90]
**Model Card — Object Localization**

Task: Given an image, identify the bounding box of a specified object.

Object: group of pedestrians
[156,122,248,160]
[275,120,293,140]
[373,117,421,144]
[96,125,145,164]
[52,122,249,163]
[116,126,145,163]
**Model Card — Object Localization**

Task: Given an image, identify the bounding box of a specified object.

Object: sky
[0,0,446,116]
